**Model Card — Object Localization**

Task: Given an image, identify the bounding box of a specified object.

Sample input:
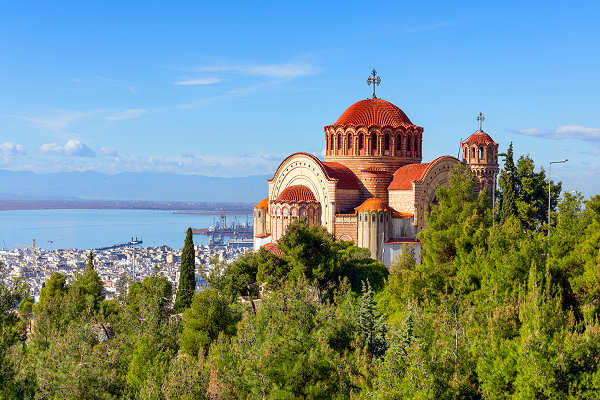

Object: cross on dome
[477,112,485,131]
[366,69,381,99]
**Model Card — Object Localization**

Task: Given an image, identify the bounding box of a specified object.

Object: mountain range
[0,170,270,203]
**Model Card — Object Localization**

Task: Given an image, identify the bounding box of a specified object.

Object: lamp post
[548,159,568,233]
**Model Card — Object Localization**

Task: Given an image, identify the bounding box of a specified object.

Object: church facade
[253,81,499,267]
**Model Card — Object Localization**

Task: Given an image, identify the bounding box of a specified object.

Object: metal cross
[367,69,381,99]
[477,112,485,131]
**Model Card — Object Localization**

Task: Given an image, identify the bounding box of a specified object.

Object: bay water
[0,209,251,250]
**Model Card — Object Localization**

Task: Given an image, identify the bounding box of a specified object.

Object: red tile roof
[255,198,269,209]
[255,233,271,239]
[331,98,414,128]
[388,163,430,190]
[267,153,360,190]
[464,130,496,145]
[263,242,282,257]
[355,197,391,212]
[322,162,360,189]
[274,185,317,203]
[392,211,413,219]
[388,156,461,190]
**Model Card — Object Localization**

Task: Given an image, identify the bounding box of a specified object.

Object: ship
[191,214,253,237]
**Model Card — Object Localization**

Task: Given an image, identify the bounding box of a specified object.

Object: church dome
[333,98,413,128]
[354,197,391,212]
[274,185,317,203]
[464,130,496,145]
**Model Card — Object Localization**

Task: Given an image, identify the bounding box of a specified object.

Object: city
[0,242,250,300]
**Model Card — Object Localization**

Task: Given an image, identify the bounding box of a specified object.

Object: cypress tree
[498,142,518,222]
[174,227,196,312]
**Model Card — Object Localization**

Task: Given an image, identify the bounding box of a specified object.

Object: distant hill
[0,170,270,203]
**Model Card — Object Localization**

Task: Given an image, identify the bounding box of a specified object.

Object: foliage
[180,288,240,357]
[1,150,599,399]
[174,227,196,312]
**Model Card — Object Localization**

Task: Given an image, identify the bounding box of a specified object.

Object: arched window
[478,147,483,160]
[372,214,376,222]
[464,147,467,160]
[384,133,390,151]
[337,134,342,150]
[371,133,377,151]
[471,147,476,158]
[359,133,364,150]
[396,135,402,151]
[379,213,383,222]
[408,136,413,152]
[330,136,334,152]
[347,134,352,150]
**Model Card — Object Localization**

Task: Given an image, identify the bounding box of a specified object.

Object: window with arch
[329,136,334,152]
[359,133,364,150]
[379,213,383,222]
[396,135,402,151]
[347,134,352,150]
[337,133,342,150]
[464,147,468,160]
[371,133,377,151]
[408,136,413,152]
[471,147,476,158]
[384,133,390,151]
[478,147,483,160]
[371,214,376,222]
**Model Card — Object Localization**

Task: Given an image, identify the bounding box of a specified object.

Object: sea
[0,209,251,250]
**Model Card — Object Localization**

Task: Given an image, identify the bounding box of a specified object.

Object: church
[253,71,500,267]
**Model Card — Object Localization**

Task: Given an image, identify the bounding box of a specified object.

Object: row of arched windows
[463,144,497,164]
[326,131,421,158]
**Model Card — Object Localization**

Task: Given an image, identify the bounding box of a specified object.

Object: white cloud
[175,78,222,86]
[194,62,319,80]
[512,125,600,141]
[40,139,96,157]
[23,110,93,131]
[105,109,148,121]
[98,146,118,156]
[0,142,25,156]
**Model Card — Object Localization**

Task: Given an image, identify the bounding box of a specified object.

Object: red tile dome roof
[332,98,413,128]
[255,198,269,209]
[464,130,496,145]
[274,185,317,203]
[355,197,391,212]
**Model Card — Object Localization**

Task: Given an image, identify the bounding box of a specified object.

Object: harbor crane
[13,239,42,273]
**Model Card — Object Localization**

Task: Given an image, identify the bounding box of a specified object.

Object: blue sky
[1,1,599,196]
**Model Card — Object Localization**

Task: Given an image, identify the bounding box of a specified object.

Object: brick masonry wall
[334,214,358,243]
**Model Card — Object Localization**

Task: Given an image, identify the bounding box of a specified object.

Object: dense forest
[1,145,599,399]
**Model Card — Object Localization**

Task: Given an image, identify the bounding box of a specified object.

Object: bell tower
[462,112,499,198]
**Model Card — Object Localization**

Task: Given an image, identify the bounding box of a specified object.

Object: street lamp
[548,159,568,232]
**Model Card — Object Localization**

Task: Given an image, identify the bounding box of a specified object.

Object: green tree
[70,251,105,314]
[356,281,387,358]
[498,142,518,222]
[180,288,240,357]
[174,227,196,312]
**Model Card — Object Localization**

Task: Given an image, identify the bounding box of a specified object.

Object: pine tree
[174,227,196,312]
[357,280,388,358]
[499,142,518,222]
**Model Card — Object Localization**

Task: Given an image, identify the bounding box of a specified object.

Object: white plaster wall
[382,242,422,268]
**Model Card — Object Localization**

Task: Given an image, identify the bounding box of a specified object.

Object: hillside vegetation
[1,148,599,399]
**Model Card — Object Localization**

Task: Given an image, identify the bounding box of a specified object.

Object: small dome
[274,185,317,203]
[464,130,496,145]
[354,197,391,212]
[332,98,413,128]
[255,198,268,209]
